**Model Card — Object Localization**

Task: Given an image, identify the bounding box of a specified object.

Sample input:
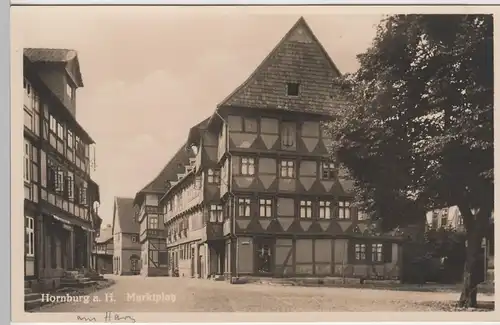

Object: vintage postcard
[10,3,498,323]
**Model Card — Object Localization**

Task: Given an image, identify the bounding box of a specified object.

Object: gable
[218,17,343,115]
[134,144,195,205]
[112,199,121,235]
[112,197,138,235]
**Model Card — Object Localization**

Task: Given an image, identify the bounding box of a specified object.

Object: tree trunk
[458,230,482,308]
[457,204,490,308]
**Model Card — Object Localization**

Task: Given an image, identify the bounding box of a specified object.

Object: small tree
[325,14,493,307]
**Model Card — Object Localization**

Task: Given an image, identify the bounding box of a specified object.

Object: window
[319,201,331,219]
[286,82,300,96]
[42,119,49,140]
[259,199,273,218]
[238,198,251,217]
[131,235,137,243]
[149,216,159,229]
[67,130,74,149]
[79,185,87,205]
[372,243,383,262]
[207,169,220,184]
[64,172,74,200]
[66,83,74,99]
[23,78,31,108]
[300,200,312,219]
[56,122,64,140]
[321,162,336,180]
[457,214,464,225]
[46,159,57,191]
[355,243,366,261]
[338,200,351,219]
[49,115,57,133]
[24,108,33,131]
[280,160,295,178]
[241,157,255,176]
[24,140,31,183]
[209,205,223,222]
[281,122,296,148]
[55,168,65,194]
[25,216,35,257]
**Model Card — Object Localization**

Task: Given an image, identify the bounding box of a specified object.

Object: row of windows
[354,243,385,262]
[24,139,89,206]
[114,233,138,243]
[232,198,355,220]
[238,158,337,180]
[173,244,193,261]
[23,78,89,161]
[46,157,88,206]
[165,176,202,213]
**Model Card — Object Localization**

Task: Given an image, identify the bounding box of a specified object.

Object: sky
[13,6,384,227]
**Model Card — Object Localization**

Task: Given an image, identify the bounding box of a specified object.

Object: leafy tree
[325,14,493,307]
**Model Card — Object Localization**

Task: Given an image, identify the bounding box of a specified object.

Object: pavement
[35,275,494,312]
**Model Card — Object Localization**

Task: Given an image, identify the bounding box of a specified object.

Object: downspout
[214,110,238,282]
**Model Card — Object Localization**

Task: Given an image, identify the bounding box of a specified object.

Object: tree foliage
[325,14,493,307]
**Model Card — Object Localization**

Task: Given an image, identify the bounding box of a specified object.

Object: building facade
[135,17,404,280]
[426,206,494,265]
[111,197,141,275]
[23,48,101,291]
[92,224,114,274]
[133,147,195,277]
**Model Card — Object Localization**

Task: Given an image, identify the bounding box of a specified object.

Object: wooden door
[254,237,274,274]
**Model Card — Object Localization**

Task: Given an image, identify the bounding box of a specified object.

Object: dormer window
[286,82,300,96]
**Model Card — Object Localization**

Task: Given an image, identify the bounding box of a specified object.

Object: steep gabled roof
[24,48,84,87]
[133,145,195,205]
[186,116,210,148]
[217,16,343,115]
[95,225,113,244]
[111,197,138,234]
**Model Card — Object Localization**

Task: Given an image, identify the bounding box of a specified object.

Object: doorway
[254,237,274,274]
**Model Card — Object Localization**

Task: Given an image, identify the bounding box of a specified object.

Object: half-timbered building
[137,17,405,280]
[23,48,101,291]
[133,147,195,276]
[92,224,114,274]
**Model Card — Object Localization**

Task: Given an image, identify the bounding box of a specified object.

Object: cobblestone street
[36,275,492,312]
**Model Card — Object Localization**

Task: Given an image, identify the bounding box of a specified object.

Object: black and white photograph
[12,4,495,321]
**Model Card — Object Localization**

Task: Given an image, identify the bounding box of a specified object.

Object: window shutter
[347,240,355,264]
[74,185,80,204]
[63,177,70,198]
[47,167,55,191]
[383,242,393,263]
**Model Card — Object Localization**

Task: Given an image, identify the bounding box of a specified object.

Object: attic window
[287,83,300,96]
[66,83,74,99]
